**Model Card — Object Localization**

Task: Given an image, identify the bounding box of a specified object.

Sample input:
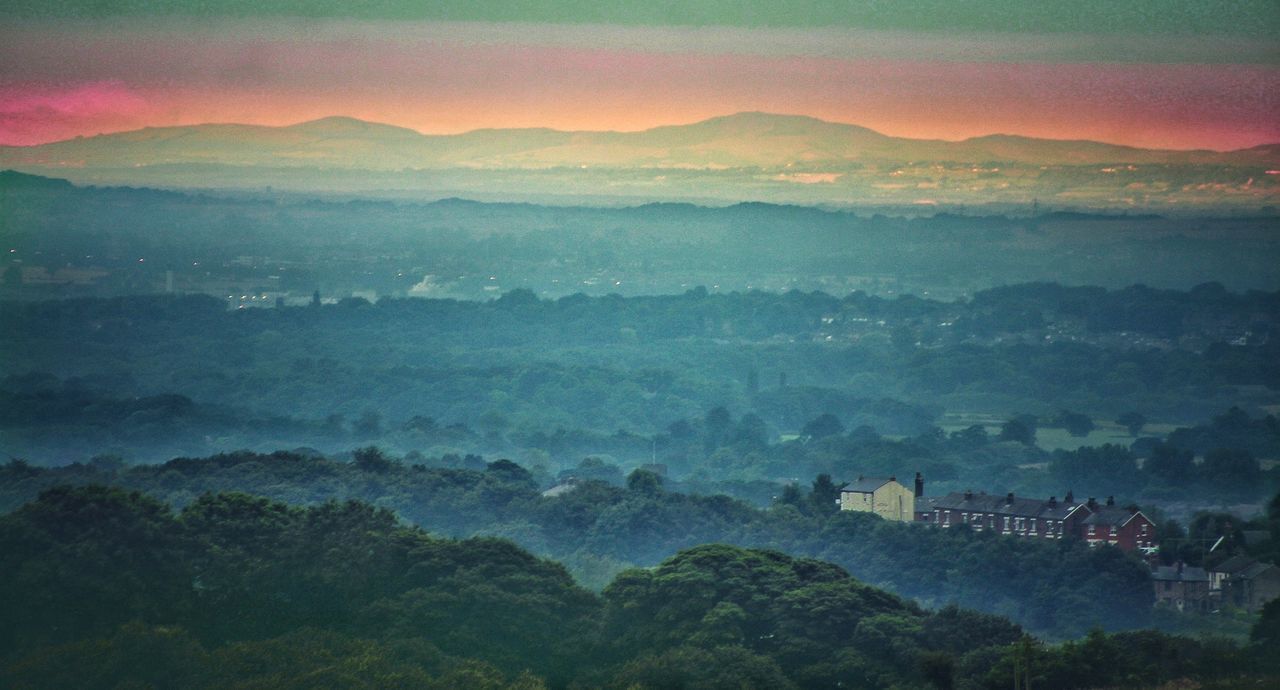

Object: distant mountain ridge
[4,112,1276,171]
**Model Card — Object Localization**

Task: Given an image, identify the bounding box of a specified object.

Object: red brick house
[916,488,1157,554]
[1080,498,1157,553]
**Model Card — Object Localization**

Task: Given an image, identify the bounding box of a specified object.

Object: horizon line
[8,111,1276,154]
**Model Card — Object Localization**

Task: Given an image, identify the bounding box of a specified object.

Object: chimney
[1065,490,1074,503]
[1006,492,1015,505]
[1087,497,1097,509]
[1048,496,1057,507]
[857,474,864,482]
[964,489,973,501]
[889,475,896,483]
[914,472,924,498]
[1106,496,1115,507]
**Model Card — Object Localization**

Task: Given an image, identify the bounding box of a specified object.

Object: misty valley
[2,162,1280,689]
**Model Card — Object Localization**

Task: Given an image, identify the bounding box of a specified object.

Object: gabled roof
[842,477,897,494]
[926,491,1088,520]
[1238,562,1280,581]
[1082,507,1147,528]
[1153,565,1209,583]
[914,496,941,513]
[1210,554,1257,575]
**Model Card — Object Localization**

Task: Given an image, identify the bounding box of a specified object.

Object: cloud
[0,80,149,144]
[0,21,1275,149]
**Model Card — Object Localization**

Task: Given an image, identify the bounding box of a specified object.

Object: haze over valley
[4,113,1276,209]
[3,2,1280,689]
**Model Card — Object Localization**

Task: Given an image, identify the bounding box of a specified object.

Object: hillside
[0,484,1268,689]
[3,112,1275,172]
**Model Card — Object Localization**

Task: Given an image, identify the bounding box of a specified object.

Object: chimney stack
[1048,496,1057,507]
[964,489,973,501]
[914,472,924,498]
[1087,497,1098,509]
[1065,490,1074,503]
[1006,492,1015,505]
[1106,496,1115,507]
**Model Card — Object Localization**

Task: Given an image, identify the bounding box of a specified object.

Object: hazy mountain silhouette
[4,112,1275,171]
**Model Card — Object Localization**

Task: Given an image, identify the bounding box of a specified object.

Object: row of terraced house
[840,474,1280,613]
[838,473,1157,553]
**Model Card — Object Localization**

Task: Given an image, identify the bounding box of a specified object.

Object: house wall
[931,505,1086,541]
[1228,567,1280,613]
[1084,513,1155,552]
[872,482,914,522]
[841,481,914,522]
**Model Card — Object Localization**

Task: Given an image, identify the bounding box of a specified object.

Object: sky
[1,2,1277,150]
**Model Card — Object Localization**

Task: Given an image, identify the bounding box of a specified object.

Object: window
[1088,525,1096,536]
[1003,517,1010,531]
[1110,526,1118,536]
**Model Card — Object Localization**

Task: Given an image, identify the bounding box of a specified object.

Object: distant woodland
[3,172,1280,687]
[2,286,1277,509]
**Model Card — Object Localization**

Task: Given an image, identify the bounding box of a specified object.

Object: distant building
[1080,497,1156,552]
[917,489,1092,542]
[1211,556,1280,613]
[1208,554,1253,594]
[840,475,914,522]
[1153,563,1211,612]
[916,489,1157,554]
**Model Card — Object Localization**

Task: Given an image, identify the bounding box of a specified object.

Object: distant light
[8,249,14,253]
[138,258,144,262]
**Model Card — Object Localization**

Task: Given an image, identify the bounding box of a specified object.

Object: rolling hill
[3,112,1276,172]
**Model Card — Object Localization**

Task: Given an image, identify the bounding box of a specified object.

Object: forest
[4,450,1279,640]
[2,286,1277,513]
[4,177,1280,688]
[1,484,1274,689]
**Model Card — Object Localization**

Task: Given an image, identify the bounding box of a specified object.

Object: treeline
[1,485,1273,689]
[4,365,1278,511]
[0,449,1211,639]
[2,287,1277,462]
